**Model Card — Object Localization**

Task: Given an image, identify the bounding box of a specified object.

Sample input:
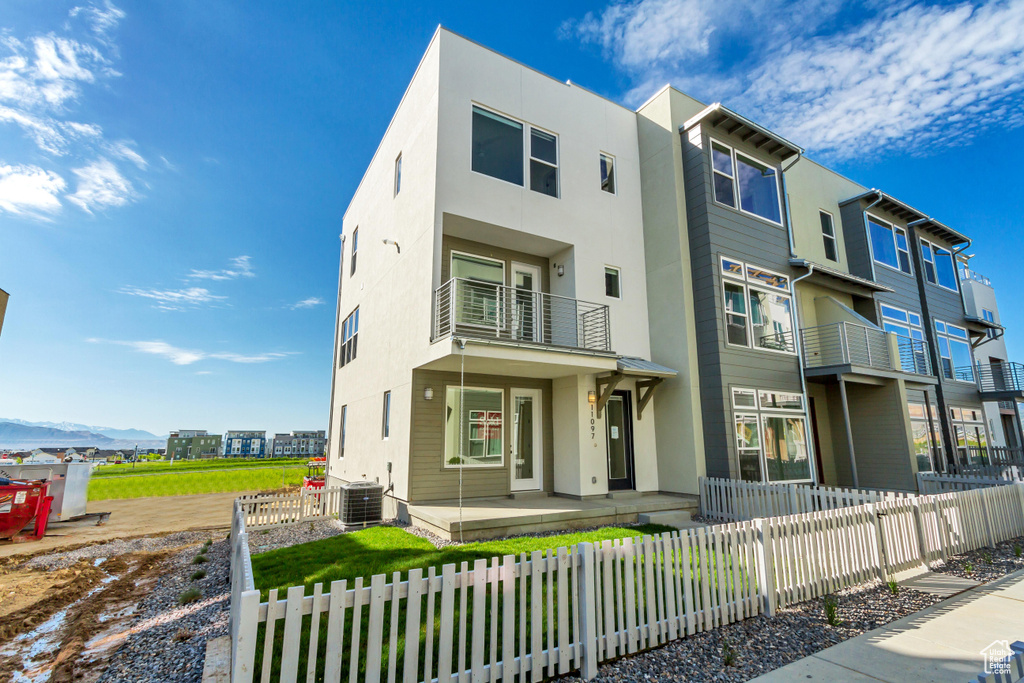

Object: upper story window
[819,211,838,262]
[529,129,558,197]
[604,266,621,298]
[350,228,358,276]
[720,256,795,354]
[394,153,402,196]
[934,319,973,382]
[600,153,616,194]
[868,216,911,274]
[471,105,558,197]
[709,139,782,225]
[920,239,958,292]
[880,304,924,341]
[982,308,995,323]
[340,307,359,367]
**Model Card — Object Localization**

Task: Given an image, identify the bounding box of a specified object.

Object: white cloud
[0,163,66,217]
[290,297,325,310]
[118,286,226,311]
[188,256,255,281]
[105,140,146,169]
[69,1,127,42]
[88,338,298,366]
[565,0,1024,159]
[66,157,134,212]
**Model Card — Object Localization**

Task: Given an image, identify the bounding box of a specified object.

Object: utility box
[0,462,92,522]
[339,481,384,526]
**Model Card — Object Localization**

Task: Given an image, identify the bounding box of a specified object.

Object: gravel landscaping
[97,537,230,683]
[23,530,215,571]
[583,581,943,682]
[933,535,1024,582]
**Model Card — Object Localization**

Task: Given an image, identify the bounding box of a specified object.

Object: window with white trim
[950,406,988,465]
[907,402,941,472]
[471,105,559,198]
[934,320,973,381]
[732,387,811,483]
[381,391,391,440]
[604,266,621,299]
[982,308,995,323]
[709,140,782,224]
[340,307,359,367]
[920,239,958,292]
[720,256,795,353]
[868,216,911,274]
[350,227,358,276]
[820,210,838,262]
[444,387,503,468]
[600,153,615,194]
[394,153,402,196]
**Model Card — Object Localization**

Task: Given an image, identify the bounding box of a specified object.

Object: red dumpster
[0,479,54,542]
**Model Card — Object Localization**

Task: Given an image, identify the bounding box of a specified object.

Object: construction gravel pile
[934,535,1024,582]
[98,538,230,683]
[584,581,942,682]
[24,530,215,571]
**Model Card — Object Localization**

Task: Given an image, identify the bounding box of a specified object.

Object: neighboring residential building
[959,264,1022,451]
[223,430,267,457]
[270,430,326,457]
[327,28,1019,510]
[166,430,222,459]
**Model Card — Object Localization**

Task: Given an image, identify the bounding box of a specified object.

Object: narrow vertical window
[600,153,616,194]
[604,266,621,298]
[350,227,358,276]
[819,211,838,262]
[394,153,402,196]
[894,227,912,274]
[381,391,391,439]
[933,245,959,292]
[529,128,558,197]
[711,141,735,208]
[340,405,347,458]
[921,240,936,283]
[340,307,359,367]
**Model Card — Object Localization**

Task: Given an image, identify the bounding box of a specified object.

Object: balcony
[433,278,611,353]
[959,360,1024,400]
[801,322,932,376]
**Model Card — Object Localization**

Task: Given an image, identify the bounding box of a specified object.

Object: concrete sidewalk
[752,569,1024,682]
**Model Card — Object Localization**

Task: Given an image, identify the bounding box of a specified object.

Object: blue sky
[1,0,1022,436]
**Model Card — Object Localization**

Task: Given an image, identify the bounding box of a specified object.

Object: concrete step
[508,491,551,500]
[638,510,701,529]
[605,491,643,500]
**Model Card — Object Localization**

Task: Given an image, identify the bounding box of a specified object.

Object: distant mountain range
[0,419,167,450]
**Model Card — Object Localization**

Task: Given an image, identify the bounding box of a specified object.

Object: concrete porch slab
[408,493,699,541]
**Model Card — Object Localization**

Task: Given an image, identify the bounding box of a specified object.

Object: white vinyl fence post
[577,542,598,682]
[871,503,890,581]
[232,589,261,683]
[753,519,776,617]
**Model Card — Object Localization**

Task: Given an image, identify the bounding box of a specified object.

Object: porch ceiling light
[588,390,597,404]
[424,387,434,401]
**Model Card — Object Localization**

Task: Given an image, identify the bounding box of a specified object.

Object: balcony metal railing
[959,360,1024,394]
[800,322,931,375]
[433,277,611,352]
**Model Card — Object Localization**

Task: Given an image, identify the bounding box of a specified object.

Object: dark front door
[606,390,636,491]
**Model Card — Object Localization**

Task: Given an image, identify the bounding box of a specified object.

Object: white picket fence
[699,476,911,522]
[917,471,1019,494]
[237,487,344,530]
[228,484,1024,683]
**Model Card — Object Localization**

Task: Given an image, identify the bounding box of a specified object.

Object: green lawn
[252,524,674,598]
[87,464,306,500]
[91,457,310,477]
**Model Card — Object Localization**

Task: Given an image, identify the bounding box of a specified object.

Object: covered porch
[407,492,699,541]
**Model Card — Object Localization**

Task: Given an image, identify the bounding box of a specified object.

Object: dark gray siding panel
[845,382,916,491]
[683,124,804,480]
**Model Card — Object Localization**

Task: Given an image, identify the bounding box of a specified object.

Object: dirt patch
[0,560,108,643]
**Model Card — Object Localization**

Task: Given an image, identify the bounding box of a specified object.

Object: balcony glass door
[511,388,542,491]
[512,263,541,343]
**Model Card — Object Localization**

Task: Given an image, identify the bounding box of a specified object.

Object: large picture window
[720,257,795,353]
[471,105,559,197]
[935,320,974,382]
[708,140,782,224]
[907,402,941,472]
[732,387,811,483]
[868,216,911,274]
[445,387,503,468]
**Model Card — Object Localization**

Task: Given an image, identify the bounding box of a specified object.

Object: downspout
[791,264,819,484]
[325,232,346,481]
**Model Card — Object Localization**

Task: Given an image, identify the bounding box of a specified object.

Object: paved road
[752,568,1024,682]
[0,490,248,559]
